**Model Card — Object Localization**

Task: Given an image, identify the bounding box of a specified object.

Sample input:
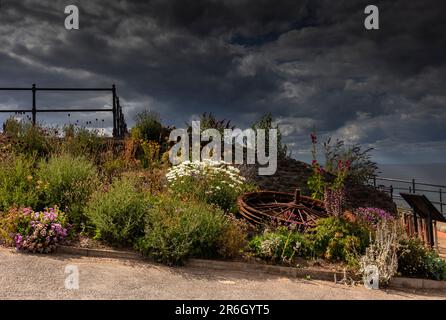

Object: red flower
[345,159,351,170]
[310,133,317,144]
[312,159,318,166]
[337,159,343,170]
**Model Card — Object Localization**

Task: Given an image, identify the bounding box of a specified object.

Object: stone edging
[55,245,446,290]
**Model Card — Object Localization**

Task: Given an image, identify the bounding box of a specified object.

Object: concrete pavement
[0,247,445,300]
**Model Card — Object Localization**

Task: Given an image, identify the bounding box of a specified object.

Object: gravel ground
[0,247,445,300]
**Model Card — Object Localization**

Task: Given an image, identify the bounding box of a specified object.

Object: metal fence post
[112,84,117,137]
[32,84,36,125]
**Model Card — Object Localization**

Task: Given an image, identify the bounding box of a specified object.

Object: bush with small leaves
[37,154,98,225]
[85,175,148,246]
[136,196,237,265]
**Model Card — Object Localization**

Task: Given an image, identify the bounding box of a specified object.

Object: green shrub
[85,176,148,245]
[136,196,229,265]
[61,125,106,162]
[249,226,312,263]
[132,110,163,142]
[37,154,98,225]
[0,155,40,211]
[4,119,54,158]
[309,217,371,266]
[217,214,249,259]
[398,238,446,280]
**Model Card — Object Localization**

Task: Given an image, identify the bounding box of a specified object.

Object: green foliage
[136,196,230,265]
[217,214,249,258]
[195,112,235,134]
[252,113,288,159]
[0,154,40,211]
[398,238,446,281]
[323,137,377,185]
[4,118,54,158]
[37,154,98,225]
[61,125,106,161]
[249,226,312,263]
[132,110,163,142]
[307,167,325,200]
[85,176,148,245]
[309,217,371,267]
[308,131,350,201]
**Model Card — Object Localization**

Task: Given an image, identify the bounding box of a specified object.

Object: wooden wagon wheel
[238,189,328,230]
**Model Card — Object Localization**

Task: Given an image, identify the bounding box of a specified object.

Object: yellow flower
[26,175,33,181]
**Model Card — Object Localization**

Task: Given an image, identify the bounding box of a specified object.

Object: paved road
[0,247,445,300]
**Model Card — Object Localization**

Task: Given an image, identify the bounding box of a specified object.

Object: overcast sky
[0,0,445,164]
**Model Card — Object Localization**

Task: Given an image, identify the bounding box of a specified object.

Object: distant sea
[377,163,446,186]
[376,163,446,213]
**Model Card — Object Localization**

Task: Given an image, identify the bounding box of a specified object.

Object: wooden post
[413,209,418,234]
[434,221,439,251]
[293,189,301,204]
[427,210,434,247]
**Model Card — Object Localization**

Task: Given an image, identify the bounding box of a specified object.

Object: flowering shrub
[166,160,254,212]
[1,207,68,253]
[307,131,350,212]
[355,207,394,228]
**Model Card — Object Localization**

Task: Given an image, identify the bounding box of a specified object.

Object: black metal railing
[0,84,127,138]
[370,176,446,215]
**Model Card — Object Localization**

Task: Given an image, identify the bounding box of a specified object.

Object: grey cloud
[0,0,445,164]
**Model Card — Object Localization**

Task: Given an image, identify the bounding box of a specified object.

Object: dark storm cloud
[0,0,445,163]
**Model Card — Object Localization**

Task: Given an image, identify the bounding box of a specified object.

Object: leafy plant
[323,137,378,185]
[309,216,371,267]
[308,131,350,219]
[136,196,229,265]
[61,125,106,162]
[37,154,98,225]
[132,110,163,142]
[0,154,40,211]
[397,237,446,280]
[217,214,249,258]
[85,175,148,245]
[3,118,54,158]
[249,226,312,263]
[252,113,288,159]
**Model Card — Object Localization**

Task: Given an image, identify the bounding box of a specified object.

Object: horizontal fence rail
[0,84,127,138]
[370,176,446,215]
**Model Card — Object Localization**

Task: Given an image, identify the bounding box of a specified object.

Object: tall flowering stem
[307,131,350,215]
